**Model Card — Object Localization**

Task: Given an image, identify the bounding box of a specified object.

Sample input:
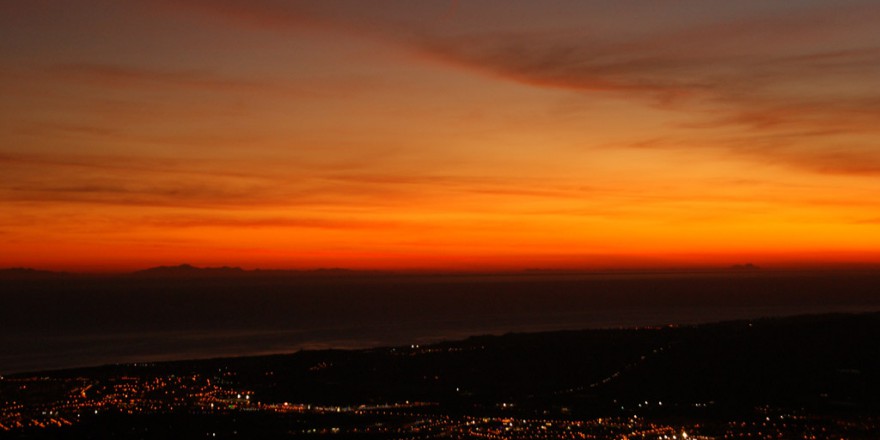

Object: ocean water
[3,271,880,374]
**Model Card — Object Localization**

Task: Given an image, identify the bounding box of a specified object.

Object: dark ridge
[9,312,880,414]
[0,267,69,280]
[129,264,391,279]
[133,264,246,278]
[730,263,760,271]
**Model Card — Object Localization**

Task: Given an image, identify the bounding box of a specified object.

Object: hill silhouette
[0,267,69,280]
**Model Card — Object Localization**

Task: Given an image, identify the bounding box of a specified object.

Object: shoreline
[7,310,878,378]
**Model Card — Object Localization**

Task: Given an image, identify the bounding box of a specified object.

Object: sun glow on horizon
[3,1,880,271]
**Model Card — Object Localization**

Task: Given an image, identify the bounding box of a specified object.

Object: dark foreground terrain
[2,312,880,439]
[5,268,880,374]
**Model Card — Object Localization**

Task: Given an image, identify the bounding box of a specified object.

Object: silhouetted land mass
[730,263,760,271]
[0,265,394,281]
[48,312,880,411]
[133,264,247,278]
[2,313,880,438]
[9,263,880,280]
[3,268,880,374]
[0,268,69,280]
[132,264,389,279]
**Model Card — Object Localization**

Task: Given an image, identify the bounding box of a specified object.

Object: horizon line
[5,261,880,276]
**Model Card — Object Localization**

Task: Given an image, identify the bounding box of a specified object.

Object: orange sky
[2,1,880,271]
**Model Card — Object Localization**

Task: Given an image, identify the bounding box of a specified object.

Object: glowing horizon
[3,1,880,272]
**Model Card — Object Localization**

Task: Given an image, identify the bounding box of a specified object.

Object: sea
[2,270,880,375]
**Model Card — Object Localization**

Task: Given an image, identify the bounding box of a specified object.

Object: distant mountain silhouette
[250,267,389,278]
[133,264,247,278]
[0,268,70,279]
[130,264,386,279]
[730,263,760,271]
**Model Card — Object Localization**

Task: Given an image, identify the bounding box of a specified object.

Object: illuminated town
[3,369,875,439]
[2,315,878,439]
[5,0,880,437]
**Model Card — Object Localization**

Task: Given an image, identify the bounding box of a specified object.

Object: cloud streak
[407,5,880,176]
[5,1,880,269]
[0,151,710,217]
[50,63,264,91]
[141,215,402,231]
[161,0,880,175]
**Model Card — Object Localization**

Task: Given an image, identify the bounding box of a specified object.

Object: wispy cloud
[44,62,382,100]
[141,215,402,230]
[49,63,264,91]
[159,0,880,175]
[0,151,673,216]
[620,128,880,177]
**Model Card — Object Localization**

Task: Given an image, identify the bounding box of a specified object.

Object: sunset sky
[3,1,880,271]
